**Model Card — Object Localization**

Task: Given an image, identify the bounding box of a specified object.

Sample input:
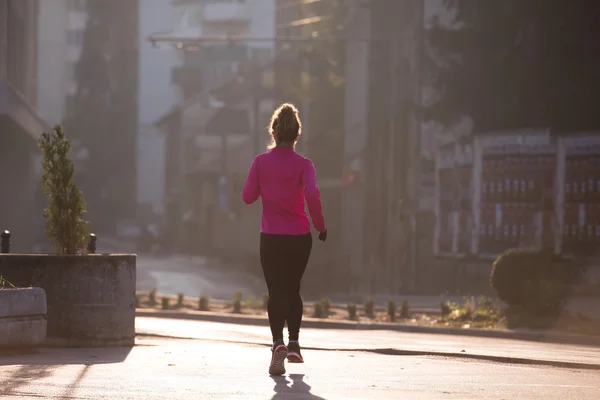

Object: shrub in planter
[364,299,375,319]
[0,125,136,347]
[320,298,331,315]
[198,295,210,311]
[399,300,411,319]
[490,248,583,317]
[233,292,243,313]
[347,303,357,320]
[38,125,89,254]
[387,300,397,322]
[313,302,326,318]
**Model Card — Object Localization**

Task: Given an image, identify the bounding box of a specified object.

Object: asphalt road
[136,255,266,300]
[134,254,600,319]
[0,334,598,400]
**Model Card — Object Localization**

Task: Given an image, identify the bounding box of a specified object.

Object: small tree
[38,125,89,254]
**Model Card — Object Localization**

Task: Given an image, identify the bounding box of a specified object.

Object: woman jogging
[242,103,327,376]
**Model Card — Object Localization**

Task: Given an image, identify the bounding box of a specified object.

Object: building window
[67,29,84,46]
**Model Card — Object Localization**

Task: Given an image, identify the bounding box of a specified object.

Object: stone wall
[0,254,136,347]
[0,287,47,348]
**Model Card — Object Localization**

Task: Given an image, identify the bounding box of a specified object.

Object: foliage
[38,125,89,254]
[198,296,210,311]
[161,296,169,310]
[244,297,263,310]
[399,300,411,319]
[387,301,397,322]
[233,292,243,313]
[347,303,357,320]
[490,248,582,317]
[148,288,157,305]
[364,299,375,319]
[425,0,600,132]
[320,298,331,315]
[177,293,184,307]
[441,297,502,326]
[440,301,452,317]
[313,302,326,319]
[0,275,16,289]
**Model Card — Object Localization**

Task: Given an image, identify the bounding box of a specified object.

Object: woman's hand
[318,230,327,242]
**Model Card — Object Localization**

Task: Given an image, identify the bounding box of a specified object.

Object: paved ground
[135,317,600,368]
[136,255,266,300]
[133,253,600,317]
[1,334,599,399]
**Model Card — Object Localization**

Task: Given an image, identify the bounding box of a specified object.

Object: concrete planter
[0,287,47,348]
[0,254,136,347]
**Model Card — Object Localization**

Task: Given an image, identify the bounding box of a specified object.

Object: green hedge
[490,248,583,317]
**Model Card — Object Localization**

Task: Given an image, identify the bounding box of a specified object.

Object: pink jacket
[242,146,326,235]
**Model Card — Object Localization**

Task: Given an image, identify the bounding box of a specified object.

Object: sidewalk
[135,307,600,348]
[134,316,600,370]
[3,335,600,399]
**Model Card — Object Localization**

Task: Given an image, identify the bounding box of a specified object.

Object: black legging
[260,232,312,342]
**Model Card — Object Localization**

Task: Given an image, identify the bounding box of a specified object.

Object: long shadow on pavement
[0,346,132,397]
[0,346,133,366]
[271,374,327,399]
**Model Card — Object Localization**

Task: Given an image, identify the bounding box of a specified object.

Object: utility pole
[410,0,426,290]
[386,38,400,294]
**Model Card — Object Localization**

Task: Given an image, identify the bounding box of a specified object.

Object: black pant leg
[260,233,288,342]
[286,233,312,341]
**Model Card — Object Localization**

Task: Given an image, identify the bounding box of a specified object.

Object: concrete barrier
[0,287,47,348]
[0,254,136,347]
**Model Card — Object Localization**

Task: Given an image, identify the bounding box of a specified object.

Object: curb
[135,332,600,371]
[135,309,600,348]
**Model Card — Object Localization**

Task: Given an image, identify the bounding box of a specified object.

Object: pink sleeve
[302,160,326,232]
[242,156,260,204]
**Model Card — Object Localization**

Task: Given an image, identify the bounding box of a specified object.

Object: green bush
[38,125,89,254]
[399,300,411,319]
[198,296,210,311]
[320,298,331,315]
[490,248,582,317]
[347,303,357,320]
[244,297,262,310]
[440,301,452,317]
[387,301,397,322]
[364,299,375,319]
[233,292,243,313]
[148,288,157,305]
[161,296,169,310]
[177,293,185,307]
[314,302,326,318]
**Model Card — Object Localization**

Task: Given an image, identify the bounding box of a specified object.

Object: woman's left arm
[242,156,260,204]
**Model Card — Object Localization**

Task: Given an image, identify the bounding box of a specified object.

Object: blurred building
[0,0,49,252]
[37,0,88,126]
[149,0,276,254]
[37,0,140,236]
[137,0,183,217]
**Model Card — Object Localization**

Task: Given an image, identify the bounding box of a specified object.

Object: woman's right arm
[302,160,326,233]
[242,156,260,204]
